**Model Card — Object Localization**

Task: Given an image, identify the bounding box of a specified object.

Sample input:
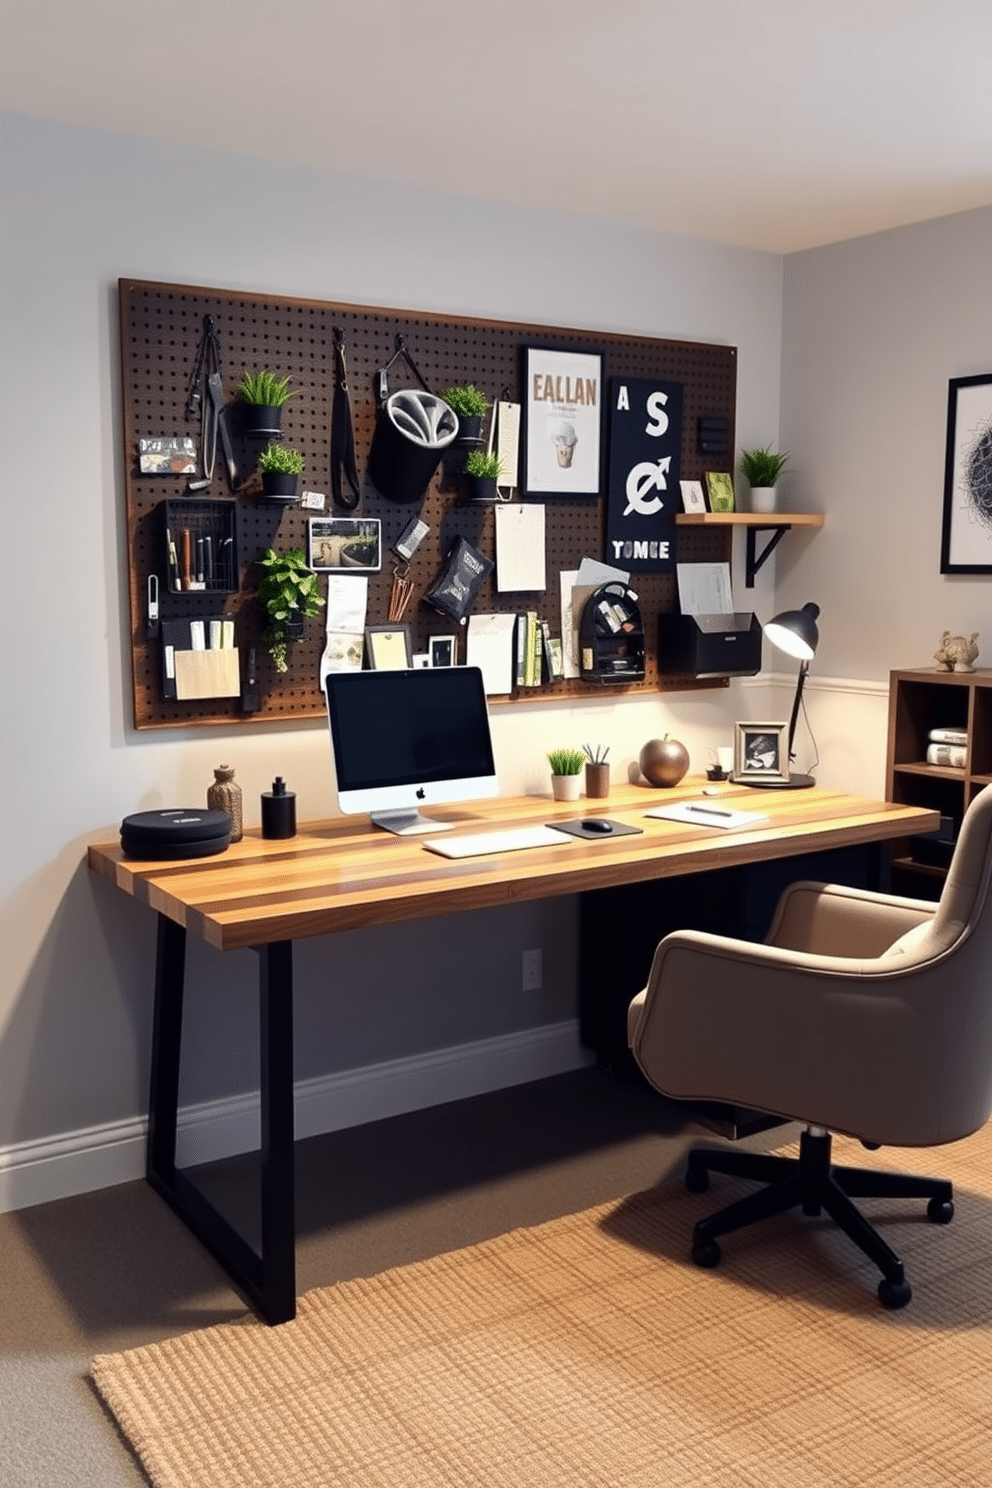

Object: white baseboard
[0,1020,592,1214]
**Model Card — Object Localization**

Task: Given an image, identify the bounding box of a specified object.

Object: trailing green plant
[547,747,586,777]
[255,546,324,673]
[443,383,490,419]
[257,442,304,476]
[239,369,297,406]
[464,448,502,480]
[740,445,789,487]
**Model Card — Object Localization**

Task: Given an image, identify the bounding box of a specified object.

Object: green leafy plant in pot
[239,369,297,435]
[463,447,503,504]
[443,383,490,444]
[740,446,789,514]
[257,441,304,502]
[256,545,324,673]
[548,747,586,802]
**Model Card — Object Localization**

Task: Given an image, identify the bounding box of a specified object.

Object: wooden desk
[88,780,938,1322]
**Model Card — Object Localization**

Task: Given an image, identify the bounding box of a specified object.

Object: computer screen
[324,666,499,834]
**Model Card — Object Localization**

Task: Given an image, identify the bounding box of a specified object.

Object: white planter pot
[551,774,582,801]
[750,486,776,513]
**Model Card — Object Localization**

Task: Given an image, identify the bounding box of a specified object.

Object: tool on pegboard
[185,314,237,490]
[330,327,361,510]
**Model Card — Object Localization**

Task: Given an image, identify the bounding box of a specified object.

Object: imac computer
[324,665,499,834]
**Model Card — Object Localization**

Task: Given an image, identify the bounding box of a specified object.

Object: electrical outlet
[522,948,543,991]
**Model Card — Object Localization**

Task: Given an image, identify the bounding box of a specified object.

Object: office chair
[628,783,992,1308]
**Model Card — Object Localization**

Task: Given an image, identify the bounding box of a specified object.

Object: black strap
[331,328,361,510]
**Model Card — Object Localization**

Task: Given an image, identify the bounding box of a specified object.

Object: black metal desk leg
[257,939,297,1323]
[148,915,186,1184]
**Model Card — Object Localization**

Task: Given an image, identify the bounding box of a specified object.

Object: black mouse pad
[547,818,644,839]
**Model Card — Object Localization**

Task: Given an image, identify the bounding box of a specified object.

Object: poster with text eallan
[524,347,602,497]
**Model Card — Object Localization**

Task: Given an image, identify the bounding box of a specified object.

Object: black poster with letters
[605,377,682,572]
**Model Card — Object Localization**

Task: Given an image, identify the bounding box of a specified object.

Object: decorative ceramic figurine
[934,631,980,673]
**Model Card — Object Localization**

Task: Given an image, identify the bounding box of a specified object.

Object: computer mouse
[583,818,614,834]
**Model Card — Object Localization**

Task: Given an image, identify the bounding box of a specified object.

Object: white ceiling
[4,0,992,254]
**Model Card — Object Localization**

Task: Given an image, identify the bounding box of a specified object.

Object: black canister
[261,776,296,839]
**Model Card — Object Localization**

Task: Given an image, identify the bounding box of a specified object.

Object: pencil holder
[585,762,610,798]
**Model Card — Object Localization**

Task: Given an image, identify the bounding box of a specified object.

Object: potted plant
[257,442,304,502]
[239,369,297,435]
[547,747,586,802]
[740,446,789,514]
[463,447,503,504]
[255,546,325,673]
[443,383,490,444]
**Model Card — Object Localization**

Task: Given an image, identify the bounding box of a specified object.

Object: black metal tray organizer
[579,583,645,684]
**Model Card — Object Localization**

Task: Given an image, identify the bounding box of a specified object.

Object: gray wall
[0,112,784,1188]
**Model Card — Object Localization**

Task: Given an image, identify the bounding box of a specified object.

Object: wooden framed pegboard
[119,278,737,729]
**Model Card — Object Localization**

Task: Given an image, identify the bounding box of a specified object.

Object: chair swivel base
[685,1128,954,1309]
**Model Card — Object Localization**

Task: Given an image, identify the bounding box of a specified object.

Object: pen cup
[585,762,610,799]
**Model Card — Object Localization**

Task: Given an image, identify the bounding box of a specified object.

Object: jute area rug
[92,1126,992,1488]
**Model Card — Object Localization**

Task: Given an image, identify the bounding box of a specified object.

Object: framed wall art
[365,625,412,670]
[734,721,789,782]
[524,347,603,497]
[940,372,992,573]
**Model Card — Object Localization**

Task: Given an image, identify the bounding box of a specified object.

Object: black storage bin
[659,612,762,678]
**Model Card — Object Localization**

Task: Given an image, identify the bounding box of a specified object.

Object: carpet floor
[92,1121,992,1488]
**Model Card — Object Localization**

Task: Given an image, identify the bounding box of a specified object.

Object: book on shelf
[929,727,968,746]
[927,742,966,768]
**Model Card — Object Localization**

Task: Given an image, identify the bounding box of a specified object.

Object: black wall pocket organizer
[579,583,645,684]
[659,612,762,679]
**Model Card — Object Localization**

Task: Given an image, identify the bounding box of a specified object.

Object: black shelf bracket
[745,524,790,587]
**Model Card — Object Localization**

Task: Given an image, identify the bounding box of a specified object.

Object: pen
[686,804,733,818]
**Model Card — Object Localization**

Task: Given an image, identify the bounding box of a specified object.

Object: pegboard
[119,278,736,729]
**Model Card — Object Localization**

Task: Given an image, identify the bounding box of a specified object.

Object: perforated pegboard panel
[120,279,736,729]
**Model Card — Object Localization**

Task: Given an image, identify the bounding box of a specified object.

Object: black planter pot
[261,470,300,502]
[453,414,484,446]
[244,403,284,436]
[464,474,500,504]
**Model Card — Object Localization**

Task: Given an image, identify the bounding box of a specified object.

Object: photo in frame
[524,347,603,497]
[734,721,789,783]
[365,625,412,670]
[429,636,456,668]
[940,372,992,573]
[309,517,382,572]
[679,479,707,514]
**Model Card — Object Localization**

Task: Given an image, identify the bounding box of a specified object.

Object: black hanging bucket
[367,390,458,503]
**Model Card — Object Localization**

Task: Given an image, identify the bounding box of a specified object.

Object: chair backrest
[887,782,992,1142]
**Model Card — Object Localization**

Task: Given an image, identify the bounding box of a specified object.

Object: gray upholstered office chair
[628,782,992,1308]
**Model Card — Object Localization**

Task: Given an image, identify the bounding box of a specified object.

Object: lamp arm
[787,660,809,762]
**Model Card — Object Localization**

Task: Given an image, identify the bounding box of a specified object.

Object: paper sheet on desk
[645,802,767,830]
[467,612,517,694]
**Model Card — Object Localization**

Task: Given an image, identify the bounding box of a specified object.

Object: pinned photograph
[309,517,382,572]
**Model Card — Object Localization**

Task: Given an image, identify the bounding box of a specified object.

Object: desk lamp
[746,601,820,790]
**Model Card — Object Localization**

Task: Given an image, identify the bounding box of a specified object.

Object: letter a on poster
[605,377,682,572]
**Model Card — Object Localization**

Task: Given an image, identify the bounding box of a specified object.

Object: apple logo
[416,787,425,799]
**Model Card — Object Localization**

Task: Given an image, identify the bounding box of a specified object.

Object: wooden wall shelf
[675,511,825,587]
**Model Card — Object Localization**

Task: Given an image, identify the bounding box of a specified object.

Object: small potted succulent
[255,546,325,673]
[443,383,490,445]
[463,447,503,504]
[257,441,304,502]
[547,747,586,802]
[740,446,789,513]
[239,369,297,435]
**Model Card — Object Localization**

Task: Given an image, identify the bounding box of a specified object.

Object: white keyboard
[423,825,571,859]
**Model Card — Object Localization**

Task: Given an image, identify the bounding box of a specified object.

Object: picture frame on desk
[940,372,992,573]
[365,625,412,670]
[734,721,789,783]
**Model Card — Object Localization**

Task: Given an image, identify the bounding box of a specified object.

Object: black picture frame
[523,346,603,498]
[941,372,992,574]
[365,625,412,670]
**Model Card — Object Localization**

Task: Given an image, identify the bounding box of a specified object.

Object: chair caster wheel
[692,1238,721,1268]
[927,1198,954,1224]
[878,1277,912,1309]
[685,1165,709,1193]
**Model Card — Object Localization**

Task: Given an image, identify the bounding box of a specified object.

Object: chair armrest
[629,928,937,1142]
[766,880,937,957]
